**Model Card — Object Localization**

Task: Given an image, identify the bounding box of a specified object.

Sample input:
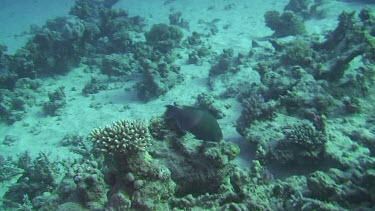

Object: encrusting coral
[89,119,151,154]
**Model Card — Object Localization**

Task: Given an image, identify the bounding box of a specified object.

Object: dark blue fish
[165,105,223,142]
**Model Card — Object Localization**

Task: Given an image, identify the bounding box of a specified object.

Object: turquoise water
[0,0,375,210]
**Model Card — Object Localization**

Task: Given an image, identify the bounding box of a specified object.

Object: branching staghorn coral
[89,120,151,154]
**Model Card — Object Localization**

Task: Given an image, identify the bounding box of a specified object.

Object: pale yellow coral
[89,120,151,154]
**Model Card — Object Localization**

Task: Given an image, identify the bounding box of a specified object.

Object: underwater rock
[279,73,335,116]
[165,104,223,142]
[253,54,336,119]
[188,50,200,64]
[105,152,176,210]
[203,141,240,168]
[148,134,237,198]
[280,38,314,67]
[195,93,226,119]
[171,165,285,210]
[32,193,60,210]
[313,9,375,82]
[284,0,309,16]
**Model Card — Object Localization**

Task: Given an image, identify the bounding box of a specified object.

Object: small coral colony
[1,0,375,210]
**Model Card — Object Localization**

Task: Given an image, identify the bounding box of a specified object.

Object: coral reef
[70,0,145,54]
[1,1,375,211]
[0,44,8,71]
[209,48,237,76]
[272,123,327,165]
[313,10,375,83]
[87,118,176,210]
[169,12,189,29]
[9,16,86,78]
[68,160,107,209]
[236,93,276,135]
[137,60,184,101]
[305,165,375,210]
[284,0,327,19]
[0,78,42,124]
[0,89,27,123]
[0,155,23,184]
[106,152,176,210]
[346,128,375,156]
[3,153,60,208]
[186,32,213,65]
[101,54,135,76]
[145,23,184,53]
[280,38,314,67]
[149,135,238,197]
[60,133,85,147]
[89,119,151,154]
[0,72,18,90]
[264,10,306,37]
[70,0,120,23]
[82,77,108,95]
[43,86,66,116]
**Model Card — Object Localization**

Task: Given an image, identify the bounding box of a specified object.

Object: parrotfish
[165,105,223,142]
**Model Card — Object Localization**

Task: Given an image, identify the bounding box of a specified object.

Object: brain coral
[89,120,151,154]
